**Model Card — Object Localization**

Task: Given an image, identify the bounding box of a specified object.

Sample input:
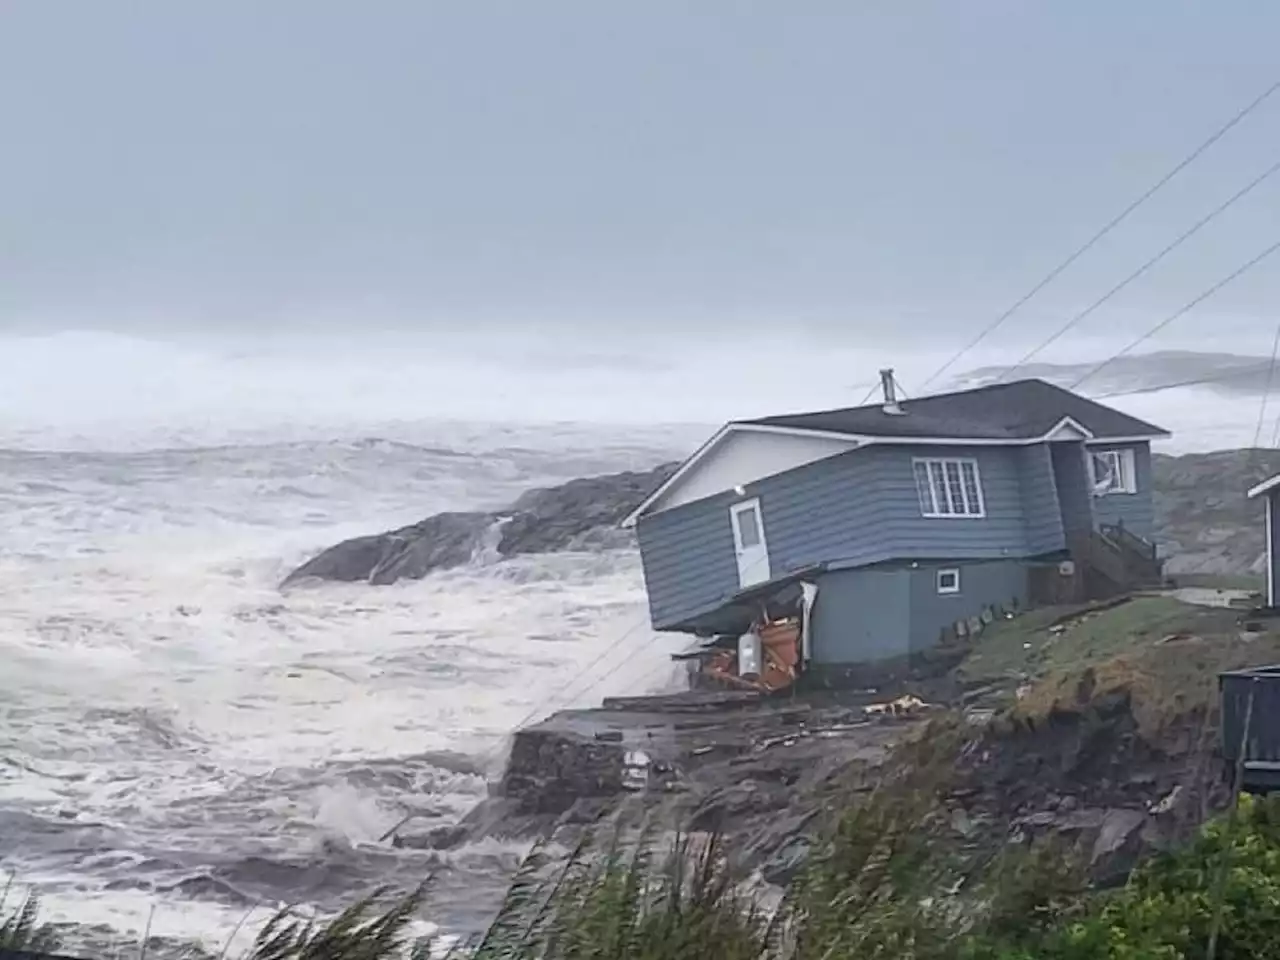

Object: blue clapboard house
[623,371,1169,667]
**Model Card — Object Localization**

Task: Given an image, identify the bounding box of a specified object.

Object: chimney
[879,368,904,415]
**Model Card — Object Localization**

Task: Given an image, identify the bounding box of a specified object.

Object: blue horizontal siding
[1051,442,1094,536]
[1019,444,1066,554]
[806,559,1029,665]
[905,559,1028,652]
[753,445,1033,573]
[639,442,1073,630]
[635,495,739,630]
[808,568,911,663]
[1089,441,1155,540]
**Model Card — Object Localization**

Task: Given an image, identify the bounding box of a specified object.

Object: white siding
[649,431,857,513]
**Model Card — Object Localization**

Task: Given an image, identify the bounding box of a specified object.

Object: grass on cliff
[959,596,1280,724]
[957,596,1205,688]
[463,741,1280,959]
[0,882,441,960]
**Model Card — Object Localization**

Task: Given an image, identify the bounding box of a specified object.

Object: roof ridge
[738,376,1051,423]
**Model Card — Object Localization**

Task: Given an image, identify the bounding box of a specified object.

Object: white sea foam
[0,425,693,951]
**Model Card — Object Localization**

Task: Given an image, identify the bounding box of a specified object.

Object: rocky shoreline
[394,688,918,887]
[282,463,677,586]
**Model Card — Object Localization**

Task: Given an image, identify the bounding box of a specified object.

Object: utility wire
[995,155,1280,384]
[1251,320,1280,450]
[379,543,781,843]
[1270,388,1280,448]
[1089,363,1279,400]
[1067,237,1280,392]
[899,364,1280,404]
[378,615,660,842]
[918,76,1280,392]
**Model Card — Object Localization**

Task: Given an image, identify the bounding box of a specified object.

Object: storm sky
[3,2,1280,360]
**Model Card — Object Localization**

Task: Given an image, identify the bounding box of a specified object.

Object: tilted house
[623,372,1170,667]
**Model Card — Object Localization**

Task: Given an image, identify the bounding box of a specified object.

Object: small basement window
[936,568,960,594]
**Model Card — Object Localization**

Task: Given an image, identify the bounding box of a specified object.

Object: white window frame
[1088,448,1137,496]
[936,568,961,595]
[912,457,986,518]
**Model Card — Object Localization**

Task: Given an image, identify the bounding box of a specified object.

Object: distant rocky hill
[1153,447,1280,575]
[282,447,1280,586]
[955,349,1276,398]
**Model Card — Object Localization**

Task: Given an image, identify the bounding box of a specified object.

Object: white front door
[729,498,771,588]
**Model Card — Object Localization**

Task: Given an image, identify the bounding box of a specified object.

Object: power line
[379,612,662,843]
[1067,237,1280,392]
[918,76,1280,392]
[994,155,1280,384]
[1270,384,1280,448]
[500,541,778,731]
[1089,363,1279,400]
[1251,321,1280,449]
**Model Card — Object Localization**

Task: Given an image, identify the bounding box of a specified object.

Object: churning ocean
[0,330,1260,952]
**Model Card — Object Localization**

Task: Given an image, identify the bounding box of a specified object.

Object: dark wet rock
[395,691,913,892]
[436,655,1240,907]
[159,871,257,906]
[758,831,813,887]
[501,724,631,815]
[392,824,470,851]
[283,463,678,586]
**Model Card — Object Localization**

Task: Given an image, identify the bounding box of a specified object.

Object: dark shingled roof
[740,379,1169,441]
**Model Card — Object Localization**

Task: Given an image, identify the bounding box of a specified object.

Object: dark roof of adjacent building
[740,378,1169,441]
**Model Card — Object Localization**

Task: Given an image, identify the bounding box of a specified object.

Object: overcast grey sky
[3,2,1280,353]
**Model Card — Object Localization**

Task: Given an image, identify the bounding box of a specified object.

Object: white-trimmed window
[1089,448,1137,496]
[936,568,961,594]
[912,457,985,517]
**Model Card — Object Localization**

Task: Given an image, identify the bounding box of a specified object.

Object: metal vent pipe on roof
[879,368,904,415]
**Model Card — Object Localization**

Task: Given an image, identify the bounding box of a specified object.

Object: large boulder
[282,462,678,587]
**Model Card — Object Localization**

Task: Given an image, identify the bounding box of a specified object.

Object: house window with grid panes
[912,457,985,517]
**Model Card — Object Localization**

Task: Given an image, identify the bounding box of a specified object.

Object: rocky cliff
[284,447,1280,586]
[283,462,678,586]
[1153,447,1280,575]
